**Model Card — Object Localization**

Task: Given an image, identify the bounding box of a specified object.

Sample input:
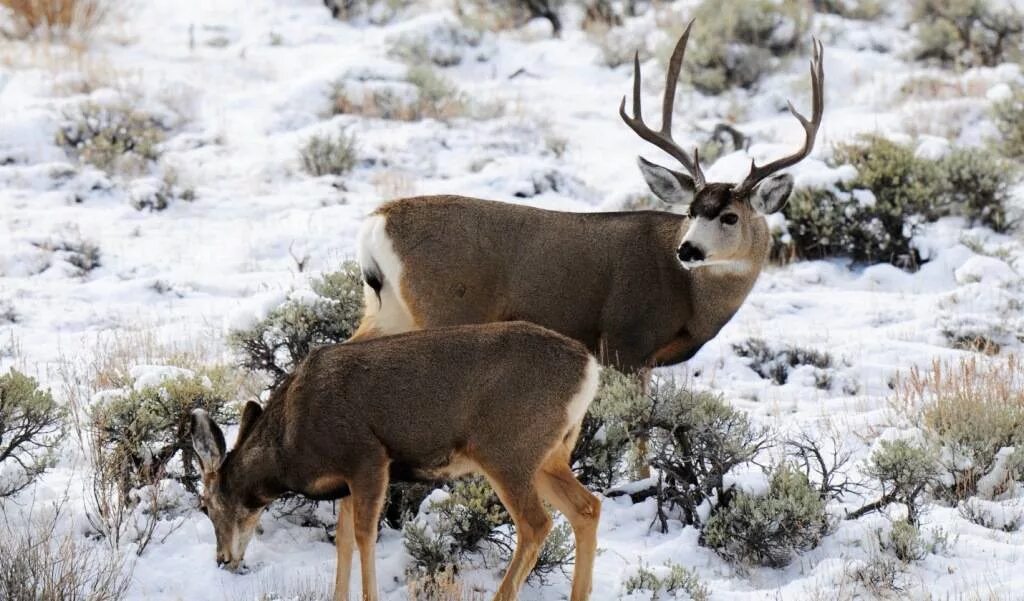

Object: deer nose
[678,242,705,263]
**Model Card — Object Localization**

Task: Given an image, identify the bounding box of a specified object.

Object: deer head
[621,21,824,269]
[191,403,265,571]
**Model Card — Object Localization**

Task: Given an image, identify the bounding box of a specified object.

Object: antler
[619,19,706,187]
[734,38,825,196]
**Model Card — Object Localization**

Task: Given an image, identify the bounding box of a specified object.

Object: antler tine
[661,19,695,137]
[692,147,705,188]
[736,38,825,196]
[618,21,702,181]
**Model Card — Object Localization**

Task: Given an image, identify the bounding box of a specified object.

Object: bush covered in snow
[56,100,166,174]
[228,261,364,386]
[0,369,64,498]
[687,0,810,94]
[911,0,1024,68]
[298,128,358,177]
[703,463,829,568]
[330,64,486,122]
[387,16,490,67]
[778,135,1015,268]
[31,236,102,277]
[88,365,241,493]
[403,478,575,583]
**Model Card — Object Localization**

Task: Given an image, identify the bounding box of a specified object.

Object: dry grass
[407,567,484,601]
[894,356,1024,501]
[0,507,132,601]
[1,0,111,39]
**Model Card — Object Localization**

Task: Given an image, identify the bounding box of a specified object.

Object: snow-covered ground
[1,0,1023,599]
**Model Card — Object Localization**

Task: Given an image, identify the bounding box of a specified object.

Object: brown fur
[192,322,601,601]
[359,195,770,370]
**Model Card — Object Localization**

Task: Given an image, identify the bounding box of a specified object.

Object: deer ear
[235,401,263,446]
[191,409,226,474]
[749,173,793,215]
[637,156,695,205]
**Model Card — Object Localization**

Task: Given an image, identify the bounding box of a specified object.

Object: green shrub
[89,365,240,493]
[911,0,1024,67]
[0,369,64,498]
[228,262,363,386]
[571,368,640,489]
[403,478,574,582]
[732,337,833,388]
[703,464,829,567]
[941,148,1012,232]
[298,128,358,177]
[56,101,166,174]
[623,562,710,600]
[407,65,477,121]
[638,379,771,529]
[858,439,938,524]
[883,519,926,562]
[991,85,1024,160]
[778,136,1017,269]
[686,0,810,94]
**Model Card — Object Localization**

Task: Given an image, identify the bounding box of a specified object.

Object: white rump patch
[566,356,601,429]
[356,214,418,335]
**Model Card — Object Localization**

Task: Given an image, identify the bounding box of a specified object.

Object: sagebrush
[776,135,1016,268]
[0,369,64,498]
[703,463,829,567]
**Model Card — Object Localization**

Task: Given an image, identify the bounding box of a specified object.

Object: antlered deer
[351,22,825,372]
[191,322,601,601]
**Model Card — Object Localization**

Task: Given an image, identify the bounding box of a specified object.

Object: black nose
[678,242,705,262]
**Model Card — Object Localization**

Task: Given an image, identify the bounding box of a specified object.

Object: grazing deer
[351,22,824,372]
[191,322,602,601]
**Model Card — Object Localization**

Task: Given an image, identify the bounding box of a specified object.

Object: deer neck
[220,425,287,509]
[685,227,768,340]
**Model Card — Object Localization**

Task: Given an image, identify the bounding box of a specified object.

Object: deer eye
[720,213,739,225]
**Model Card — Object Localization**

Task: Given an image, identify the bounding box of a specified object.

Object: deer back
[227,321,598,499]
[363,195,763,370]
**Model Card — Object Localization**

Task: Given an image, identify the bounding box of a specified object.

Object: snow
[1,0,1023,600]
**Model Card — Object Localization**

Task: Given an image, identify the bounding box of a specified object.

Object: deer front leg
[333,497,356,601]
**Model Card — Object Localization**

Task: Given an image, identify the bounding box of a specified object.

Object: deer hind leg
[484,471,552,601]
[535,453,601,601]
[333,497,356,601]
[349,469,389,601]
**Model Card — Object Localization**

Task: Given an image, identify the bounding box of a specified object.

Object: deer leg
[485,471,552,601]
[350,471,389,601]
[535,456,601,601]
[333,497,356,601]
